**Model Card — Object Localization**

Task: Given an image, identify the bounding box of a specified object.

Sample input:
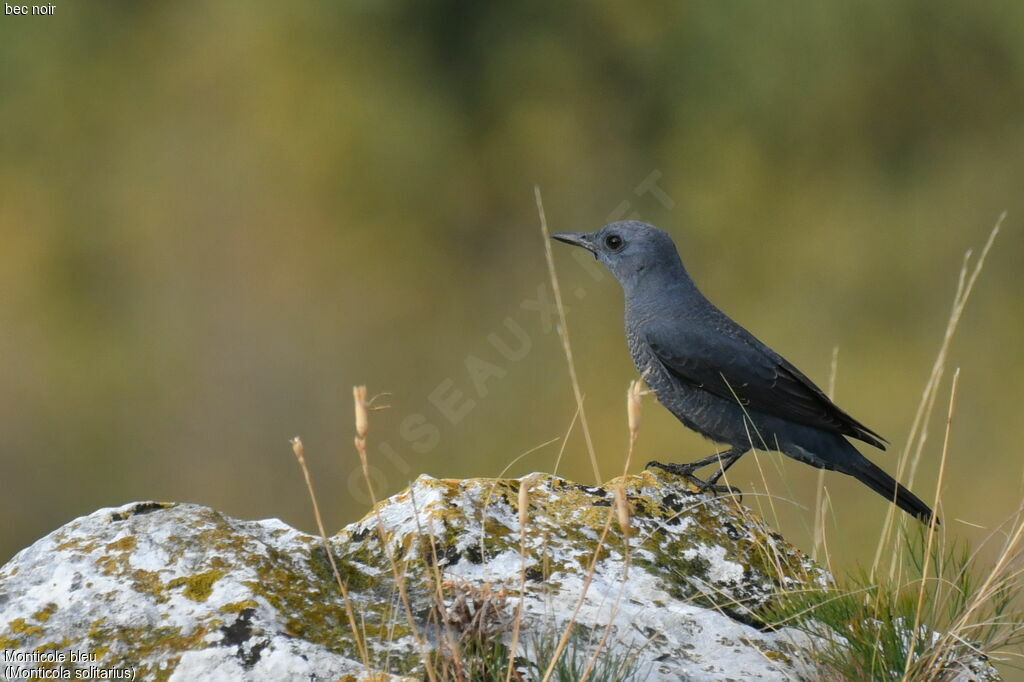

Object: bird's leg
[646,446,746,495]
[646,446,745,476]
[704,447,749,485]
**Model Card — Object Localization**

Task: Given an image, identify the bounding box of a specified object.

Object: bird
[552,220,935,523]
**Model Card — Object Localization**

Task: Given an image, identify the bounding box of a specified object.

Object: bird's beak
[551,231,596,254]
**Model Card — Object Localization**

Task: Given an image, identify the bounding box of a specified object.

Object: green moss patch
[167,569,225,602]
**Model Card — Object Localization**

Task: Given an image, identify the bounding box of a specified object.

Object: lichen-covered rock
[333,470,827,680]
[0,500,408,681]
[0,470,972,681]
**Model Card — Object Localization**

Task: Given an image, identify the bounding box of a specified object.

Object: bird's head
[552,220,687,291]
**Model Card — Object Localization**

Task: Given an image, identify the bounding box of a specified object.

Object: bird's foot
[645,460,742,497]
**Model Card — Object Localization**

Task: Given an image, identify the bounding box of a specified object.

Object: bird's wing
[644,320,888,449]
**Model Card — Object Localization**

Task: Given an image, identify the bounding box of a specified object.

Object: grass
[761,517,1024,680]
[285,208,1019,680]
[761,360,1024,680]
[525,626,647,682]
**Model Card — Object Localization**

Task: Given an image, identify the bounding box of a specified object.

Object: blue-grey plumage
[553,220,934,523]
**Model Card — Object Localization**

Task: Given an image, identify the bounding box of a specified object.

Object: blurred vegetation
[1,0,1022,622]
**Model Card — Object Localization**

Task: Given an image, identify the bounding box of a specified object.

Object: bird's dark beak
[552,231,596,254]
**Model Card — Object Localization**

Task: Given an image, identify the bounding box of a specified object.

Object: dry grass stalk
[872,213,1004,580]
[497,436,560,479]
[552,405,581,476]
[615,380,643,540]
[578,381,645,681]
[350,385,439,682]
[405,482,473,681]
[537,382,638,682]
[507,418,587,681]
[903,368,958,678]
[504,476,533,682]
[289,436,371,669]
[535,185,602,482]
[812,345,840,561]
[860,217,1003,674]
[540,503,617,682]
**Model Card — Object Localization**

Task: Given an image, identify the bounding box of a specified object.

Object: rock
[0,471,998,681]
[0,500,405,682]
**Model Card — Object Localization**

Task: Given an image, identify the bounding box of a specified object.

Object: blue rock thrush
[553,220,934,523]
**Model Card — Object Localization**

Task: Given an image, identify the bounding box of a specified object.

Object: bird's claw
[645,460,743,498]
[645,460,697,477]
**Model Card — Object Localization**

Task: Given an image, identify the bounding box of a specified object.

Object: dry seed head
[353,385,369,439]
[627,379,643,437]
[518,476,531,530]
[614,484,632,538]
[290,436,304,459]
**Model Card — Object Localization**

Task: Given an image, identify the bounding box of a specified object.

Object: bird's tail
[847,460,937,524]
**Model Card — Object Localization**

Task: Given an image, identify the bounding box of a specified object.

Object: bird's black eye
[605,234,624,250]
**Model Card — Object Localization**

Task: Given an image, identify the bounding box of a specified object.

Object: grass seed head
[614,484,632,538]
[518,475,534,531]
[627,379,643,438]
[353,385,369,440]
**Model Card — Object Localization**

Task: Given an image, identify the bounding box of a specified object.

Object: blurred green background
[2,0,1023,606]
